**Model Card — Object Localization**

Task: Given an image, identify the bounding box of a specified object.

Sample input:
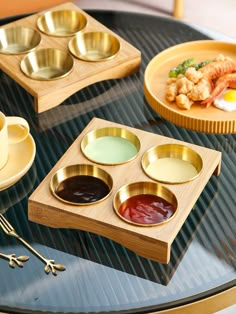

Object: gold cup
[37,10,87,37]
[50,164,113,205]
[113,181,178,227]
[0,26,41,54]
[81,127,141,165]
[142,144,203,184]
[68,31,120,61]
[20,48,74,80]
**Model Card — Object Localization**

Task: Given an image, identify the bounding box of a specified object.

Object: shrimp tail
[201,73,236,107]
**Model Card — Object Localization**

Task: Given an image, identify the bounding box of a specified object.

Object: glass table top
[0,9,235,314]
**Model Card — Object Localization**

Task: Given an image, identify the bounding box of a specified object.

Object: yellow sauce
[145,157,198,183]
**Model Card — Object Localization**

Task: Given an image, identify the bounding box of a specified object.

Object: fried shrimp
[201,72,236,107]
[165,54,236,110]
[199,59,236,81]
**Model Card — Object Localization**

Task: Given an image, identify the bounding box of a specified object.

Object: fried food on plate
[165,54,236,110]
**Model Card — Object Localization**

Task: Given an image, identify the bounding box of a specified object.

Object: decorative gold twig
[0,252,29,268]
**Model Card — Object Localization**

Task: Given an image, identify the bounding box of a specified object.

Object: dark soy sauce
[56,175,110,204]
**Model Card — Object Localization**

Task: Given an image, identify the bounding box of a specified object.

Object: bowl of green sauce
[81,127,141,165]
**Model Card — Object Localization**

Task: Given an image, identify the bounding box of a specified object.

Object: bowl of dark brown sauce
[50,164,113,205]
[113,181,178,227]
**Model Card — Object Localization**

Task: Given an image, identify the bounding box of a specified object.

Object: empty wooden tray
[0,2,141,113]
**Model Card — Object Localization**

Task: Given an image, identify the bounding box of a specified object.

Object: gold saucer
[68,31,120,61]
[0,134,36,191]
[20,48,74,80]
[37,9,87,37]
[113,181,178,227]
[0,26,41,55]
[141,144,203,184]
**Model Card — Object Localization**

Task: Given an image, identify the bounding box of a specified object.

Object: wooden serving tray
[0,2,141,113]
[28,118,222,264]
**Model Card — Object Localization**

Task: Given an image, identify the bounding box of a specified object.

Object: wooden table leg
[173,0,184,18]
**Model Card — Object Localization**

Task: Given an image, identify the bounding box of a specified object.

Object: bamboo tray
[0,2,141,113]
[28,118,222,264]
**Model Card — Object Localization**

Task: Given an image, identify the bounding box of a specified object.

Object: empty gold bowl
[113,181,178,227]
[0,26,41,54]
[142,144,203,184]
[50,164,113,205]
[68,31,120,61]
[20,48,74,80]
[81,127,141,165]
[37,10,87,37]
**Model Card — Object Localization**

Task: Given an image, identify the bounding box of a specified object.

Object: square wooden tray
[0,2,141,113]
[28,118,221,264]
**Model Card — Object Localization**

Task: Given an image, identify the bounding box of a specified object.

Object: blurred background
[0,0,235,40]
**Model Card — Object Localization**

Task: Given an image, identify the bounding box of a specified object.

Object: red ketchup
[119,194,175,225]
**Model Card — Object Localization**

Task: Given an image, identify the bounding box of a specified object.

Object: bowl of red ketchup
[113,181,178,226]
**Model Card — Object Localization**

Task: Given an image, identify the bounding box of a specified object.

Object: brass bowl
[37,10,87,37]
[113,181,178,227]
[81,127,141,165]
[68,31,120,61]
[142,144,203,184]
[50,164,113,205]
[0,26,41,55]
[20,48,74,80]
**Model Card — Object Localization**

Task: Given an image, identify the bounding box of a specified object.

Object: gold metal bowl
[68,31,120,61]
[0,26,41,55]
[50,164,113,205]
[81,127,141,165]
[37,10,87,37]
[113,181,178,227]
[142,144,203,184]
[20,48,74,80]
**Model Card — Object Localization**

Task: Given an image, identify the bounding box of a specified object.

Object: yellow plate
[0,134,36,191]
[144,40,236,134]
